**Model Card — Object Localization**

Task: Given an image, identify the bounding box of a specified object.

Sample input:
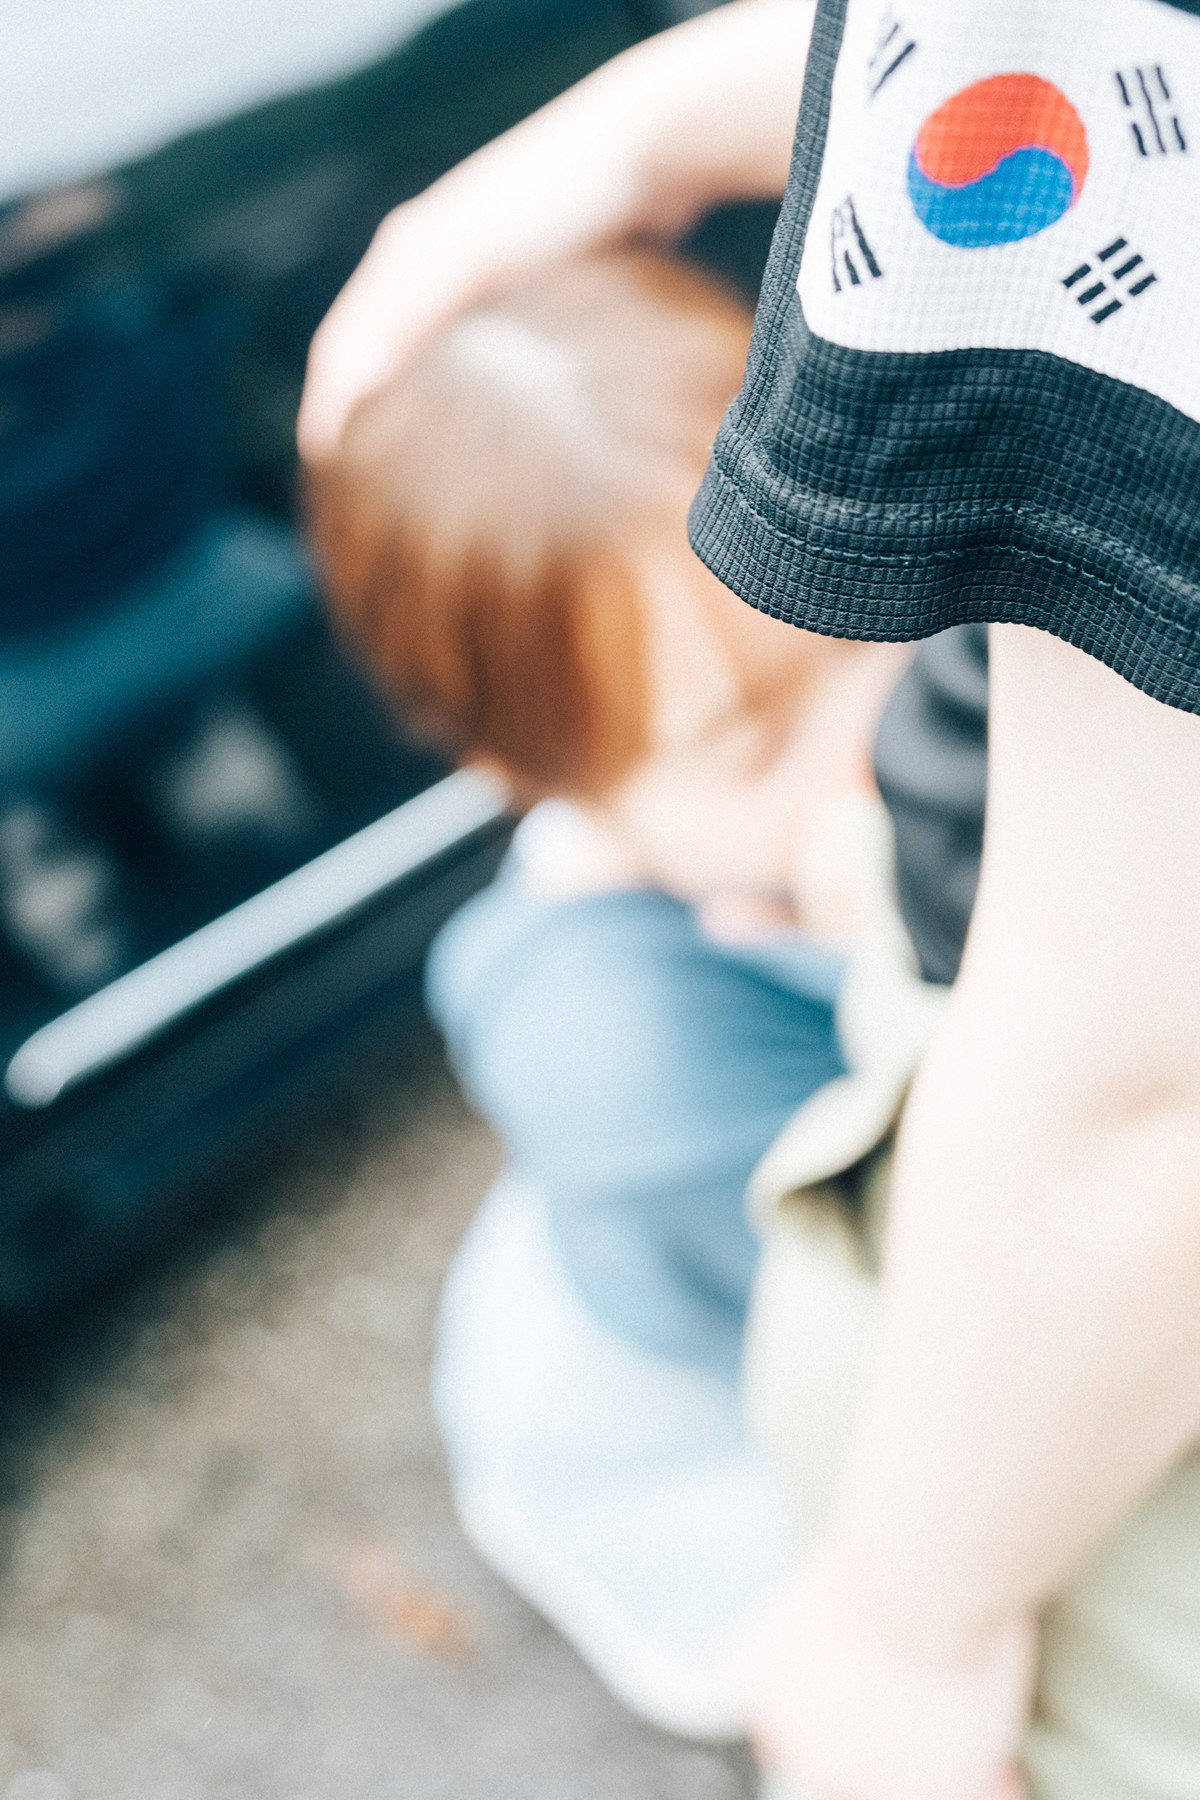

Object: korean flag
[797,0,1200,425]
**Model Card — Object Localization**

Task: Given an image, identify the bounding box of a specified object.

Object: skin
[298,0,811,460]
[517,548,910,940]
[300,8,1200,1795]
[750,627,1200,1800]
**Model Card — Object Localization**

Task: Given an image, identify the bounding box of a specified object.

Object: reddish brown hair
[307,251,753,799]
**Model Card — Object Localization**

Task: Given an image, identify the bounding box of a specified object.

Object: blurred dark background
[0,0,778,1324]
[0,7,784,1792]
[0,6,773,1790]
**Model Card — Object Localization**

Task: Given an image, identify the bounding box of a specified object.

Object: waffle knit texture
[690,0,1200,712]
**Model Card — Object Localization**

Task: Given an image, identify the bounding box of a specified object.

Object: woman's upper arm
[966,623,1200,1099]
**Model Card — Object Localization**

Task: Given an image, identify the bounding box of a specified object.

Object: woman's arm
[756,623,1200,1800]
[297,0,812,459]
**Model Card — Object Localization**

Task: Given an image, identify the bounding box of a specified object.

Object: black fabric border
[690,0,1200,713]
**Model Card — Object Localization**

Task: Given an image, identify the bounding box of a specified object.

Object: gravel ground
[0,1023,757,1800]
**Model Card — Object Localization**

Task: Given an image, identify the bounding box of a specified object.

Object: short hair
[306,250,753,799]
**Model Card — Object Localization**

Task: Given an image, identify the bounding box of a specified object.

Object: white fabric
[797,0,1200,423]
[433,1173,794,1739]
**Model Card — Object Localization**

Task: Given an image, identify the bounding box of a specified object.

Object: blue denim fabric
[427,867,846,1379]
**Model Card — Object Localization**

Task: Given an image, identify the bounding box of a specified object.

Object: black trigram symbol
[1062,236,1157,324]
[831,200,883,293]
[1115,66,1187,155]
[868,9,917,96]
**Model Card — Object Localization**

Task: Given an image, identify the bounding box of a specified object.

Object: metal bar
[5,767,509,1109]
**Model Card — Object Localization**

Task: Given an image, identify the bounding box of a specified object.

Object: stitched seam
[699,461,1200,614]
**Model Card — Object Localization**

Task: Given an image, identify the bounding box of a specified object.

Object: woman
[301,4,1200,1796]
[308,245,906,1732]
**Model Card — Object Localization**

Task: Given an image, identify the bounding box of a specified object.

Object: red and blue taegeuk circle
[908,74,1089,247]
